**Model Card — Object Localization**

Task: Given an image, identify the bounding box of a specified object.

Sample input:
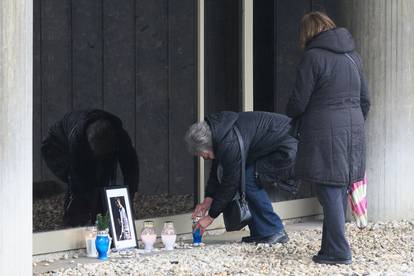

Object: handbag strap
[233,125,246,196]
[344,53,361,78]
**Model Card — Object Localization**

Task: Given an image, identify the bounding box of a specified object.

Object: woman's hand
[192,197,213,218]
[194,215,214,235]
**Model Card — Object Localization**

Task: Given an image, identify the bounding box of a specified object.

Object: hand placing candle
[194,215,214,236]
[192,197,213,219]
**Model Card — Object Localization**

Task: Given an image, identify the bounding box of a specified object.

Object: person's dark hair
[86,119,117,157]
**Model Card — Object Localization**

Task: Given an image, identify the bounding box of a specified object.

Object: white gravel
[34,220,414,275]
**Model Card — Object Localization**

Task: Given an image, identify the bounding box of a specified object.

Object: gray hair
[184,121,213,155]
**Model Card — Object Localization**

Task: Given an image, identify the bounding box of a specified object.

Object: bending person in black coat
[185,111,298,244]
[41,109,139,227]
[287,12,370,265]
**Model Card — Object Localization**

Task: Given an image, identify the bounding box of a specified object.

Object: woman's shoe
[312,254,352,265]
[241,235,260,243]
[256,231,289,245]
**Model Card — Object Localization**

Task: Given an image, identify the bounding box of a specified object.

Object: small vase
[95,230,110,260]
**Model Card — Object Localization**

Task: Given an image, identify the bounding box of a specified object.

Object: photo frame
[103,186,138,250]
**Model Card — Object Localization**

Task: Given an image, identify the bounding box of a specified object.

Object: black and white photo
[104,187,137,249]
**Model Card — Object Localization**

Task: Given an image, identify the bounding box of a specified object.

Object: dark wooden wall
[254,0,343,114]
[34,0,342,197]
[205,0,242,114]
[33,0,197,195]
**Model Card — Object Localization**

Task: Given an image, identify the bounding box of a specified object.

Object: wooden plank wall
[33,0,197,195]
[205,0,242,114]
[253,0,343,113]
[254,0,311,114]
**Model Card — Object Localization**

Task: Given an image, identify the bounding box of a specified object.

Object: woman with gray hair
[185,121,214,160]
[185,111,298,244]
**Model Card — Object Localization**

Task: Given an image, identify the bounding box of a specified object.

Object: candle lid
[164,221,174,227]
[144,220,154,228]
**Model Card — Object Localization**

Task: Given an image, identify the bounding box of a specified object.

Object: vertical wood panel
[33,0,42,181]
[72,0,103,109]
[135,0,169,194]
[168,0,197,195]
[253,0,275,112]
[103,0,136,188]
[205,0,242,114]
[41,0,72,180]
[274,0,310,113]
[102,0,136,140]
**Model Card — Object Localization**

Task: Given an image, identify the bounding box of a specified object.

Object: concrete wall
[340,0,414,221]
[0,0,33,275]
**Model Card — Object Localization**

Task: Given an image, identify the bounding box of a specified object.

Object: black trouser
[316,184,352,259]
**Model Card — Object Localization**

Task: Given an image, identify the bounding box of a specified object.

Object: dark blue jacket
[287,28,370,186]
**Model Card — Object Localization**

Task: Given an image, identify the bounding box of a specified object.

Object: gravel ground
[33,193,194,232]
[34,220,414,275]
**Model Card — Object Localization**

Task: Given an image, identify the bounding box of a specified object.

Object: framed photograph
[103,186,138,249]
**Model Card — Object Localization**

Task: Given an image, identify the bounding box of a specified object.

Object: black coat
[286,28,370,186]
[205,111,295,218]
[41,109,139,196]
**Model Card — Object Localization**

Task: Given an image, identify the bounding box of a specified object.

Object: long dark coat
[205,111,296,218]
[286,28,370,186]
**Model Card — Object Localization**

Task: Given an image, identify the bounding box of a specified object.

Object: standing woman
[286,12,370,265]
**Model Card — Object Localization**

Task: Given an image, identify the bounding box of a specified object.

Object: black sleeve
[41,121,70,183]
[205,160,219,198]
[286,52,320,119]
[208,141,241,218]
[118,129,139,197]
[354,54,371,120]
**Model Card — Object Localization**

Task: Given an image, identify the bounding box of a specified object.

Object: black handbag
[222,126,252,232]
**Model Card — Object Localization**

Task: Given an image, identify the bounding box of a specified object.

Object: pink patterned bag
[348,175,368,229]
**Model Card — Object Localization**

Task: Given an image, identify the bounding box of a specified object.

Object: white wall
[341,0,414,220]
[0,0,33,274]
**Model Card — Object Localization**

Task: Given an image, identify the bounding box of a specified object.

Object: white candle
[85,238,98,257]
[161,234,176,250]
[141,234,157,251]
